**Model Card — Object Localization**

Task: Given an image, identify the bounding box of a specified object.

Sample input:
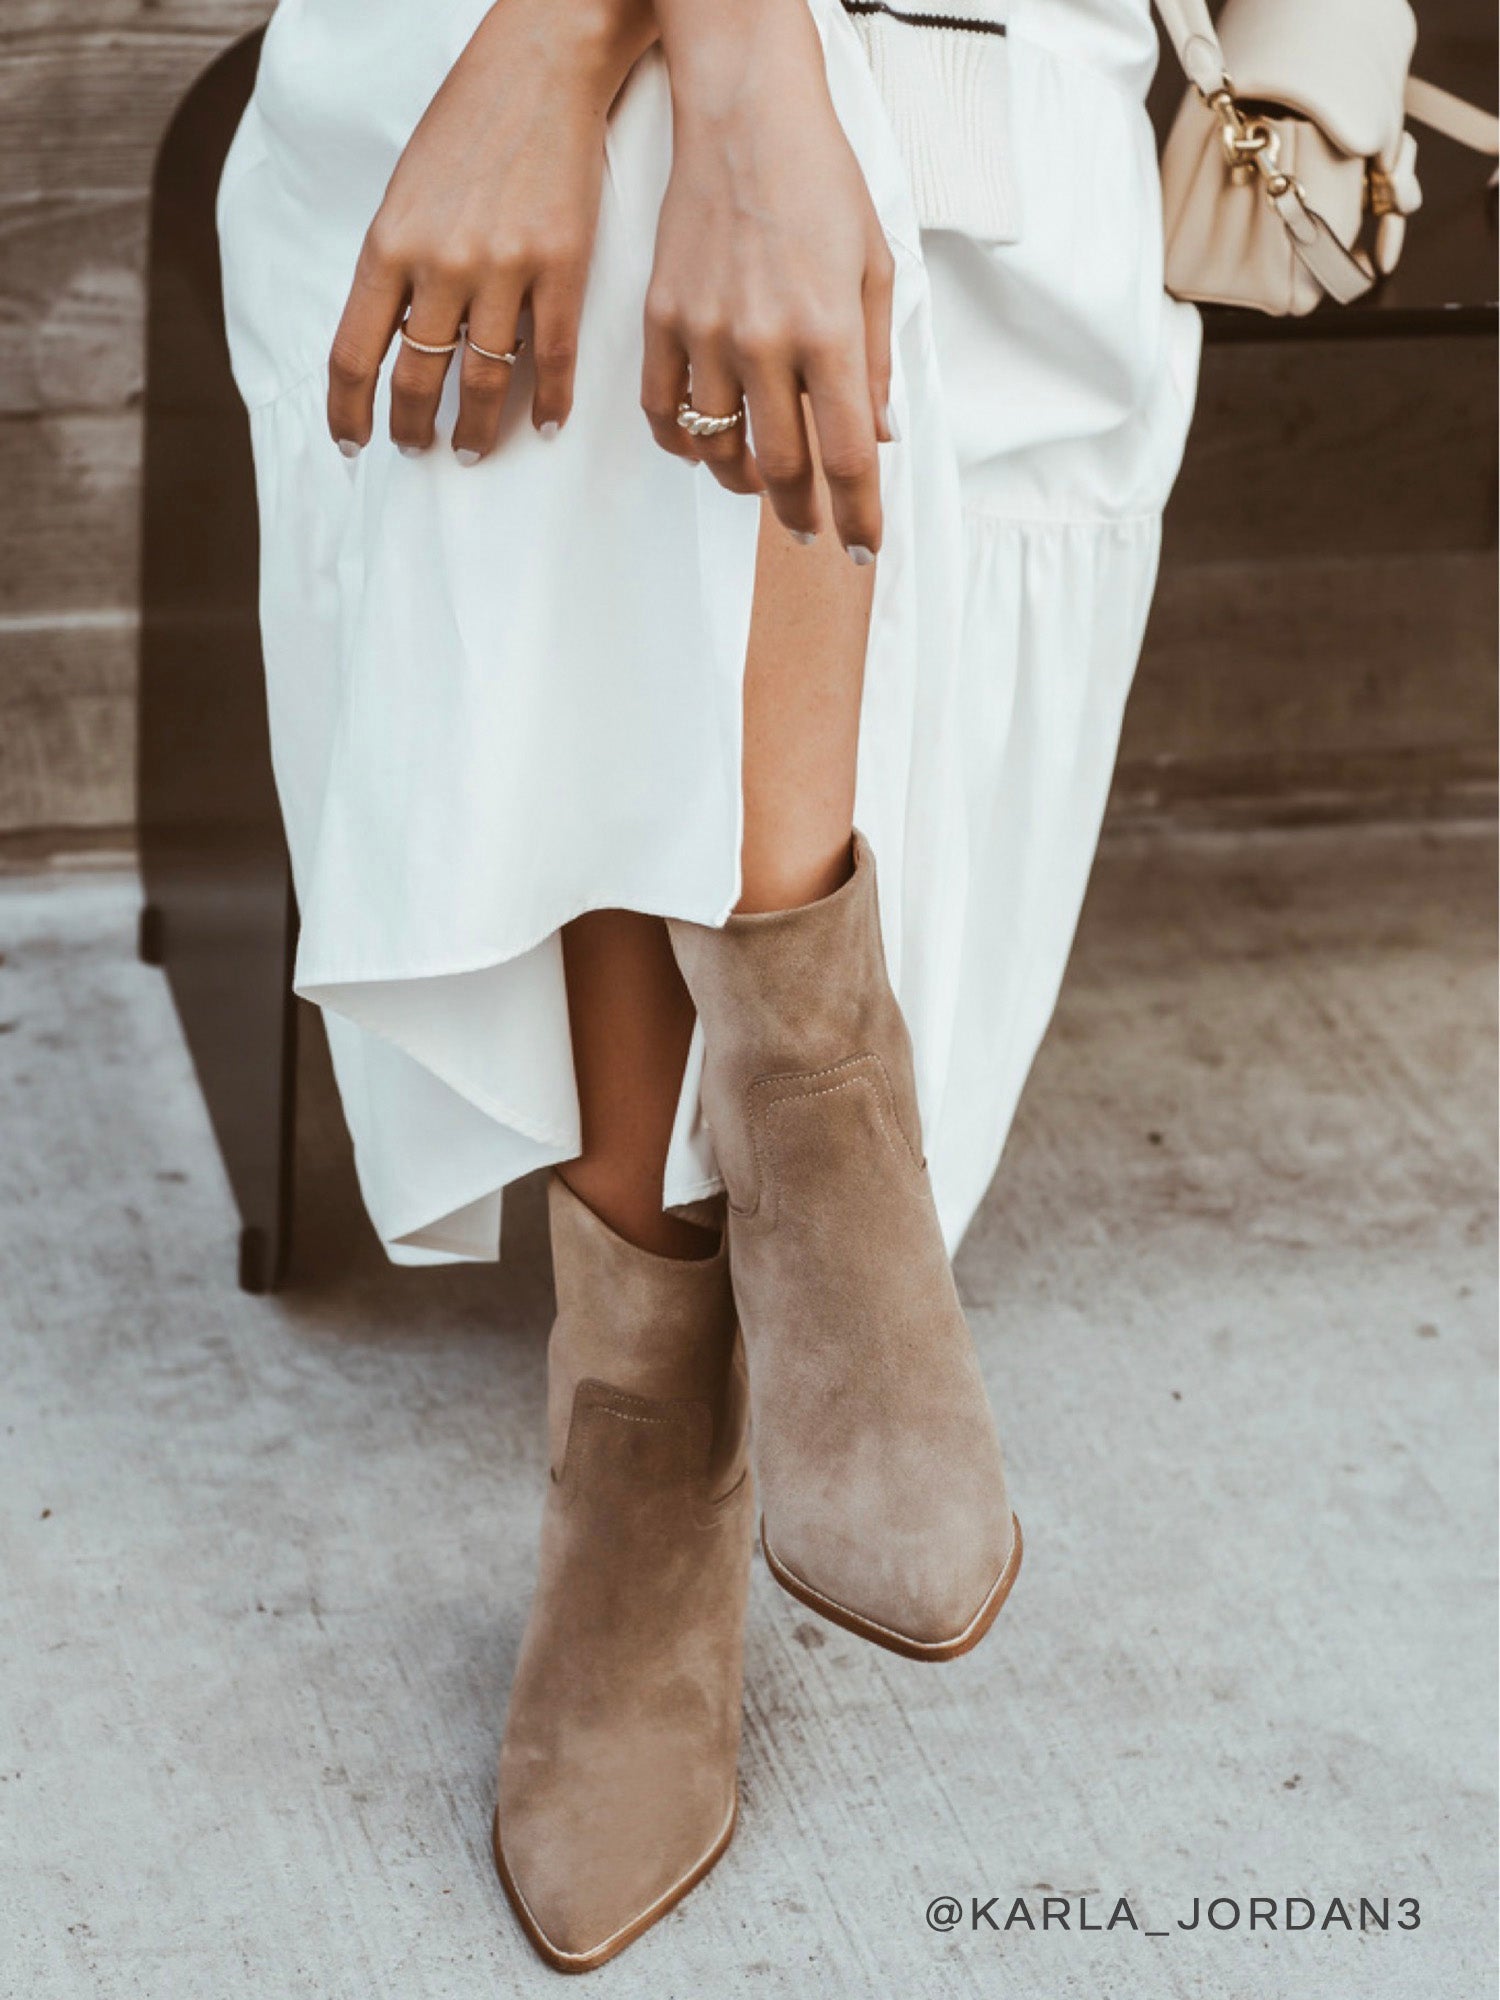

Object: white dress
[218,0,1200,1265]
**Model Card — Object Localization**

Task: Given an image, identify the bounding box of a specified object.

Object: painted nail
[791,529,818,547]
[848,544,877,567]
[538,420,560,441]
[336,437,363,460]
[881,403,901,443]
[397,442,423,459]
[454,447,482,468]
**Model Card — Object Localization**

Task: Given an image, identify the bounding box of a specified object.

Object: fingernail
[881,404,901,443]
[336,437,363,460]
[397,443,423,459]
[791,529,818,547]
[538,420,560,441]
[848,544,876,567]
[454,447,482,468]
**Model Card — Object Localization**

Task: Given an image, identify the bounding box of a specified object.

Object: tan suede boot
[493,1174,754,1972]
[667,833,1021,1662]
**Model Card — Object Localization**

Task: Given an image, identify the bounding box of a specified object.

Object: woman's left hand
[642,0,895,557]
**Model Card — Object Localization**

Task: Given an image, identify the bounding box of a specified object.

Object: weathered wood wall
[0,1,268,835]
[1,2,1494,840]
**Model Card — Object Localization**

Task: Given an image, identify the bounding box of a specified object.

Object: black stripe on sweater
[841,1,1007,36]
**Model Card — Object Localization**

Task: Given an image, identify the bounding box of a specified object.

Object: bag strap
[1267,184,1377,302]
[1404,76,1500,162]
[1154,0,1229,96]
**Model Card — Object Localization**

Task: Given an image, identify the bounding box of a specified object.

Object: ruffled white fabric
[218,0,1200,1264]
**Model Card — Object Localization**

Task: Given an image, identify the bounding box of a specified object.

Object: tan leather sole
[761,1513,1023,1662]
[492,1791,737,1974]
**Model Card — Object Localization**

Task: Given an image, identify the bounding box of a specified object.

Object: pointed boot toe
[762,1502,1023,1661]
[753,1346,1021,1657]
[494,1765,737,1972]
[668,834,1021,1661]
[494,1177,754,1970]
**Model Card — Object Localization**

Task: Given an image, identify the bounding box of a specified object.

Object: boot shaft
[667,834,925,1207]
[545,1173,747,1497]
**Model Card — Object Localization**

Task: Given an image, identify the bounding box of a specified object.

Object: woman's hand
[643,0,895,558]
[327,0,655,462]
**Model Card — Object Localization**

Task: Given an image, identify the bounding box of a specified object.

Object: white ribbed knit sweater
[840,0,1017,239]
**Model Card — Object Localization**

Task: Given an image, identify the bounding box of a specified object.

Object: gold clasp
[1208,86,1281,185]
[1367,166,1398,217]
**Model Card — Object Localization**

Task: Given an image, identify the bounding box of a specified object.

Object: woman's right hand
[643,0,896,557]
[326,0,655,463]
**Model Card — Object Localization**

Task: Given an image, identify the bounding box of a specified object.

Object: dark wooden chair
[137,30,295,1294]
[138,17,1496,1292]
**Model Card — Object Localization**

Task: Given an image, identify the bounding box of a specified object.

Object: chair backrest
[137,30,298,1294]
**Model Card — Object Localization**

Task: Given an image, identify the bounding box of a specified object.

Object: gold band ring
[676,399,743,440]
[399,321,462,357]
[466,333,526,366]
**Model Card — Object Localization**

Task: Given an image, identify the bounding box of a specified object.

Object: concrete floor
[1,824,1495,2000]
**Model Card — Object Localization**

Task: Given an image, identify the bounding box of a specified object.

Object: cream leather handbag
[1157,0,1500,316]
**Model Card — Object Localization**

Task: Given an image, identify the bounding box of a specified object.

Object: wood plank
[1128,548,1498,765]
[0,25,266,203]
[0,194,148,415]
[1118,545,1497,822]
[0,11,266,414]
[7,551,1492,835]
[0,410,140,618]
[0,614,136,830]
[0,2,266,34]
[3,412,1494,832]
[1168,334,1498,561]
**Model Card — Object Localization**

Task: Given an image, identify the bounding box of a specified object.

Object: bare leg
[738,500,875,913]
[560,495,873,1253]
[559,909,712,1258]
